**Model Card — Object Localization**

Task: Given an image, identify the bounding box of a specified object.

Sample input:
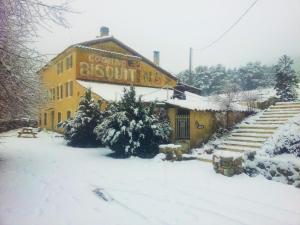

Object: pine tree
[94,86,171,158]
[177,62,275,95]
[274,55,299,101]
[62,89,104,147]
[238,62,269,90]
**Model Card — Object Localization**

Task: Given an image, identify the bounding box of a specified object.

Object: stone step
[239,125,279,130]
[233,129,275,134]
[218,145,259,153]
[260,115,294,119]
[197,157,212,163]
[275,102,300,106]
[263,111,300,115]
[231,133,272,139]
[253,121,285,125]
[270,105,300,109]
[227,136,267,143]
[223,141,262,148]
[256,118,288,122]
[215,102,299,156]
[265,108,300,112]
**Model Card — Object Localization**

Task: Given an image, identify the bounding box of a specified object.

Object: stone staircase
[217,102,300,154]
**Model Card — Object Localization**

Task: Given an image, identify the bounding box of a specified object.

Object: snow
[213,150,243,159]
[77,80,173,102]
[259,114,300,157]
[165,91,250,112]
[77,80,250,112]
[75,45,141,60]
[159,144,181,149]
[1,130,300,225]
[233,85,300,103]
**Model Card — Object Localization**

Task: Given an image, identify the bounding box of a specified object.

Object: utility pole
[189,47,192,84]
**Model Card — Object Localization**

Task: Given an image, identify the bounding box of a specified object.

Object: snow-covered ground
[0,131,300,225]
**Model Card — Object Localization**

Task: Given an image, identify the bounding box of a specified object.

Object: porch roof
[77,80,172,102]
[77,80,250,112]
[164,92,250,112]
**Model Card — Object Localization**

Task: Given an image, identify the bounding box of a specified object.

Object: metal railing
[175,114,190,139]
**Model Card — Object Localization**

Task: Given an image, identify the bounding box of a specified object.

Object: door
[175,109,190,139]
[50,111,54,130]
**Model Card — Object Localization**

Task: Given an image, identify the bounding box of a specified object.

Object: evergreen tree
[237,62,267,90]
[177,62,275,94]
[62,89,104,147]
[274,55,299,101]
[94,86,171,158]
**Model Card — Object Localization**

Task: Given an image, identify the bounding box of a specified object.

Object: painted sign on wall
[77,52,140,85]
[76,49,174,88]
[195,121,205,129]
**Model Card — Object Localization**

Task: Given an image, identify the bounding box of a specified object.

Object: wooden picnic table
[17,127,37,138]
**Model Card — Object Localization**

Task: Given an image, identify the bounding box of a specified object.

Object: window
[57,112,62,124]
[44,113,47,125]
[57,61,63,74]
[52,88,55,100]
[60,85,63,99]
[66,55,73,69]
[67,111,71,119]
[69,81,73,96]
[39,114,42,126]
[57,86,60,100]
[65,83,69,97]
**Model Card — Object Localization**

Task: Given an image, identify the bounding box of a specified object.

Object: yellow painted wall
[88,41,176,88]
[190,111,216,148]
[39,39,176,131]
[40,48,77,130]
[166,107,247,149]
[166,107,216,149]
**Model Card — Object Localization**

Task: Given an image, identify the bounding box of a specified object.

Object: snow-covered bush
[243,115,300,187]
[94,86,171,158]
[61,89,104,147]
[244,154,300,188]
[262,115,300,157]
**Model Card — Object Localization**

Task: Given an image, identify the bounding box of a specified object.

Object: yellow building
[39,27,248,149]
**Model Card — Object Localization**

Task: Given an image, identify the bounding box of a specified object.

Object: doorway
[50,111,54,130]
[175,109,190,139]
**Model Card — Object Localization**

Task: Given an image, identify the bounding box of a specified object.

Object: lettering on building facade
[77,51,170,87]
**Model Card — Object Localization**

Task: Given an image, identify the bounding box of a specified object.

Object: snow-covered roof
[74,45,141,60]
[77,80,172,102]
[77,80,250,112]
[165,92,250,112]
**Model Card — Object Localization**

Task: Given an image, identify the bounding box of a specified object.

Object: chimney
[99,26,109,37]
[153,51,160,66]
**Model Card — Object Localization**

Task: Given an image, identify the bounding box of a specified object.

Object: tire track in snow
[177,183,300,217]
[173,186,297,225]
[97,186,246,225]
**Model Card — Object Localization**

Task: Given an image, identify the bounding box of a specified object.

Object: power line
[194,0,259,53]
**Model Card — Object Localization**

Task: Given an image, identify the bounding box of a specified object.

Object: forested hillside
[177,59,299,96]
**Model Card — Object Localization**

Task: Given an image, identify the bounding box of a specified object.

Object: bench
[18,127,37,138]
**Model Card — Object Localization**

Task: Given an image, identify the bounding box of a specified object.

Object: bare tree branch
[0,0,71,119]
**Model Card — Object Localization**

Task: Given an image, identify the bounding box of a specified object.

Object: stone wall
[213,153,243,177]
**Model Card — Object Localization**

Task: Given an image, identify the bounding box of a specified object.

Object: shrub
[263,115,300,157]
[94,86,171,158]
[258,96,279,110]
[243,154,300,188]
[61,89,104,147]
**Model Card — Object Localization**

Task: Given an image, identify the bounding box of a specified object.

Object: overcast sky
[36,0,300,74]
